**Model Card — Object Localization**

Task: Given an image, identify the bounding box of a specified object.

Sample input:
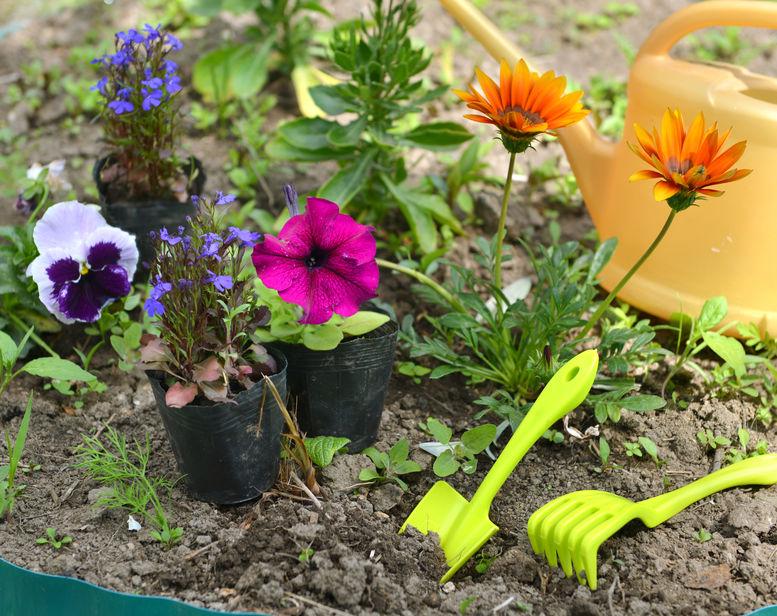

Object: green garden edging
[0,557,266,616]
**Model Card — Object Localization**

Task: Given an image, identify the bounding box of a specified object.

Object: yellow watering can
[441,0,777,334]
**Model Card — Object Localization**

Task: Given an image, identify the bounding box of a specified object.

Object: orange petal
[511,59,532,108]
[476,68,503,111]
[680,112,705,161]
[463,113,496,124]
[697,188,723,196]
[653,180,680,201]
[499,59,512,108]
[629,169,664,182]
[707,140,747,177]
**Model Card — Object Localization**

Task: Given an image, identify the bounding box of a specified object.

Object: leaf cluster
[419,418,496,478]
[359,438,421,491]
[0,394,33,521]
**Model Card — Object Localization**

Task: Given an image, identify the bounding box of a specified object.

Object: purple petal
[87,241,121,270]
[85,226,138,281]
[56,265,130,323]
[46,257,80,289]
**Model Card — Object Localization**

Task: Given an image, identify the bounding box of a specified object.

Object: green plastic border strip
[748,608,777,616]
[0,557,267,616]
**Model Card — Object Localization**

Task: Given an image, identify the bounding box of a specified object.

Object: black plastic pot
[275,320,398,452]
[93,156,206,278]
[146,351,287,505]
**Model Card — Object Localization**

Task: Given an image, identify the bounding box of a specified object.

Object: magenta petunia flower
[252,197,378,325]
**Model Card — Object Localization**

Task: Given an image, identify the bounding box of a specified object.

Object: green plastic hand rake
[528,453,777,590]
[400,349,599,584]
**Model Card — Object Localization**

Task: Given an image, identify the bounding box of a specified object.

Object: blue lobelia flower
[111,49,133,66]
[159,227,182,245]
[26,201,138,324]
[163,59,178,74]
[117,29,144,44]
[91,77,108,95]
[226,226,262,248]
[143,23,162,40]
[165,74,182,94]
[215,191,236,206]
[108,99,134,115]
[165,33,183,51]
[142,89,163,111]
[141,76,164,89]
[206,271,233,292]
[144,297,165,317]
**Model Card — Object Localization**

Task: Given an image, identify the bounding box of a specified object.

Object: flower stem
[9,314,60,358]
[582,209,676,337]
[375,258,466,313]
[494,152,517,293]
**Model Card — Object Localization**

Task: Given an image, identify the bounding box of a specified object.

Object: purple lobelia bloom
[214,191,236,206]
[108,99,134,115]
[252,197,379,325]
[206,270,233,292]
[226,226,262,248]
[27,201,138,323]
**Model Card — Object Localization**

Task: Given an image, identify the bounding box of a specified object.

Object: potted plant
[91,25,205,273]
[251,187,398,452]
[139,192,284,504]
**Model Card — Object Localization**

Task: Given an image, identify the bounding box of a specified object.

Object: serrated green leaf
[461,423,496,454]
[433,450,459,477]
[304,436,351,467]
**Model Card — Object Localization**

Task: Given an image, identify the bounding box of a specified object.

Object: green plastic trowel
[400,349,599,584]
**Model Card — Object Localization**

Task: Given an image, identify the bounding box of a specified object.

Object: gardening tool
[400,349,598,584]
[440,0,777,334]
[527,453,777,590]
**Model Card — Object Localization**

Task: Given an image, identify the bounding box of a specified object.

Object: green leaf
[429,365,459,379]
[702,331,746,376]
[362,446,388,469]
[278,117,339,151]
[392,460,422,475]
[402,122,472,150]
[304,436,351,467]
[22,358,96,382]
[381,176,438,253]
[340,311,390,337]
[698,296,728,331]
[637,436,658,460]
[109,335,127,359]
[266,137,351,162]
[388,438,410,466]
[124,323,143,349]
[358,468,381,482]
[619,394,666,412]
[327,117,367,147]
[599,436,610,464]
[229,41,272,99]
[302,324,343,351]
[309,85,351,115]
[192,45,235,102]
[425,418,452,444]
[433,450,459,477]
[317,150,376,206]
[0,330,17,368]
[461,424,497,454]
[587,238,618,283]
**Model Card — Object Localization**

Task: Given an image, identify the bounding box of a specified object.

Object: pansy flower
[27,201,138,323]
[252,197,378,325]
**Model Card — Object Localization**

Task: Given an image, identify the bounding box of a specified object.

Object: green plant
[693,528,712,543]
[298,547,315,562]
[473,547,498,574]
[36,527,73,550]
[419,418,496,477]
[0,394,33,521]
[724,428,769,464]
[0,328,97,398]
[304,436,351,468]
[459,596,478,615]
[584,75,628,139]
[623,436,662,466]
[662,297,746,395]
[396,361,431,384]
[75,427,183,547]
[686,27,764,65]
[696,428,732,451]
[359,438,422,491]
[267,0,471,253]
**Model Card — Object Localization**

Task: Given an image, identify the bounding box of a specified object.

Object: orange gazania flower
[454,59,589,153]
[629,109,751,210]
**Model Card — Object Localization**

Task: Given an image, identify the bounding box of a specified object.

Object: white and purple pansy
[26,201,139,324]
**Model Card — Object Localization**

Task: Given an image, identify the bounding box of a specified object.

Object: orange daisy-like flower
[629,109,751,211]
[454,59,589,154]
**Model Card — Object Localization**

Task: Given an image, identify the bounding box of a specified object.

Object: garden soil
[2,0,777,614]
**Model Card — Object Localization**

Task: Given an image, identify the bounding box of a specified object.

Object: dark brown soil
[1,0,776,615]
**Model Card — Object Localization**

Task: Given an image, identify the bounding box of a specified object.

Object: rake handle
[639,454,777,527]
[468,350,599,513]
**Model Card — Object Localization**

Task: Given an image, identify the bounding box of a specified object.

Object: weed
[36,527,73,550]
[419,418,496,477]
[693,528,712,543]
[724,428,769,465]
[696,429,732,451]
[298,547,315,562]
[304,436,351,468]
[359,438,422,491]
[0,394,33,521]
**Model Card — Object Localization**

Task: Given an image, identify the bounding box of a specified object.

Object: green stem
[375,258,466,313]
[9,314,60,358]
[494,152,517,293]
[583,210,677,337]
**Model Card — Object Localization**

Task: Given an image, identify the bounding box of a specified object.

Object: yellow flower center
[80,263,90,276]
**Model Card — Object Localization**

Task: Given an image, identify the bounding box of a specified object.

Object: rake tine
[553,503,596,577]
[539,499,581,567]
[527,494,575,554]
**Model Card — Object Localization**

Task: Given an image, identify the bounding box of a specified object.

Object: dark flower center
[502,104,544,125]
[305,247,328,269]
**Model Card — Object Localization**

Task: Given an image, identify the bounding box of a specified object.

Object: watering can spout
[438,0,616,226]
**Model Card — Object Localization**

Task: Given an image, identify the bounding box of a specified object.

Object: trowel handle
[640,1,777,57]
[639,454,777,528]
[468,350,599,511]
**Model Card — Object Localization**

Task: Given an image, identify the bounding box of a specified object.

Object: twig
[94,414,116,439]
[607,574,621,616]
[283,592,352,616]
[59,479,80,505]
[711,448,724,472]
[492,596,516,613]
[184,541,219,561]
[291,473,322,510]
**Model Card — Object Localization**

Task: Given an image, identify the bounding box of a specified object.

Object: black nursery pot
[93,156,206,278]
[275,320,398,452]
[146,351,287,505]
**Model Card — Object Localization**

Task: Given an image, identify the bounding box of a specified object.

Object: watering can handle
[639,1,777,57]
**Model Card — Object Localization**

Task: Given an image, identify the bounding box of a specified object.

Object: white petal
[26,249,77,325]
[84,225,139,280]
[33,201,106,258]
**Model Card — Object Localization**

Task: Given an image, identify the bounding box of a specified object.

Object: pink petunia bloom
[252,197,378,325]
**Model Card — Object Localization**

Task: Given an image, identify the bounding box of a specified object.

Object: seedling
[396,361,431,384]
[473,547,499,574]
[696,429,732,451]
[304,436,350,468]
[419,418,496,478]
[693,528,712,543]
[298,547,315,563]
[359,438,422,492]
[74,427,183,547]
[36,527,73,550]
[724,428,769,465]
[0,393,33,521]
[624,437,663,466]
